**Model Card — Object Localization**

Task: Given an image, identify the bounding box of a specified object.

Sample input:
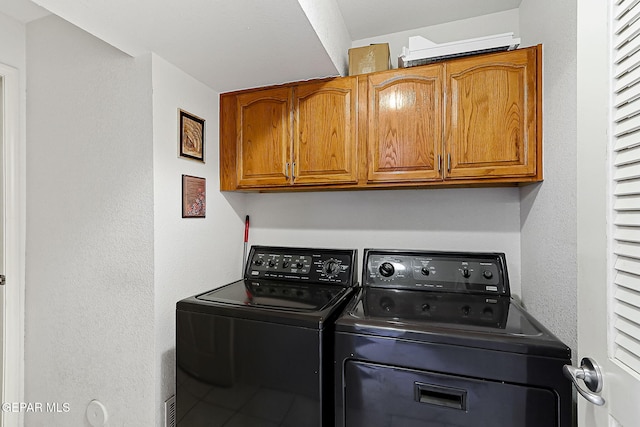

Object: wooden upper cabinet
[293,78,358,185]
[235,87,292,188]
[445,47,540,180]
[219,45,542,192]
[366,65,443,183]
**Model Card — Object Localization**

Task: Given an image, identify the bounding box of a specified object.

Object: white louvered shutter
[612,0,640,376]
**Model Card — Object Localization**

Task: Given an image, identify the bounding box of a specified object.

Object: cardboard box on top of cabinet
[348,43,391,75]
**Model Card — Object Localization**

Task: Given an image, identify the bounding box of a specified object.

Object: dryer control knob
[379,262,395,277]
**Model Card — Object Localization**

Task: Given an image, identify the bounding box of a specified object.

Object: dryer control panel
[244,246,357,286]
[363,249,509,296]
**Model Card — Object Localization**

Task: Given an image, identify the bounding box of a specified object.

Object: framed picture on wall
[182,175,206,218]
[179,109,205,162]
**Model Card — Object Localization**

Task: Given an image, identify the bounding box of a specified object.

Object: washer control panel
[364,249,509,296]
[245,246,357,286]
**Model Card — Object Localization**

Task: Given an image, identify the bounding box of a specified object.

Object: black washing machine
[334,249,572,427]
[177,246,357,427]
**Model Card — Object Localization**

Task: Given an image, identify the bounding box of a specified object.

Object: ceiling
[1,0,522,92]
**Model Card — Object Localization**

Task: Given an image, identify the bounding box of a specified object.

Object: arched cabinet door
[366,64,444,184]
[293,78,358,185]
[445,47,540,181]
[236,87,292,188]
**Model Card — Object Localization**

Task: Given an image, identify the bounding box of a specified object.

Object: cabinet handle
[437,155,442,173]
[447,153,451,173]
[292,162,296,179]
[285,163,290,178]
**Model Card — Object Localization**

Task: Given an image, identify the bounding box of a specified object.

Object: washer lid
[197,279,348,311]
[178,279,356,329]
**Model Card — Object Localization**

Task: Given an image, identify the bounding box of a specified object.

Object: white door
[0,75,4,424]
[0,62,24,427]
[576,0,640,426]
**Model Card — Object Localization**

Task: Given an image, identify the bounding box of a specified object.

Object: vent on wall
[164,395,176,427]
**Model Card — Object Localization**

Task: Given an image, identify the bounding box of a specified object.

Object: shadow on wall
[239,187,521,233]
[162,347,176,415]
[220,190,248,223]
[519,182,542,227]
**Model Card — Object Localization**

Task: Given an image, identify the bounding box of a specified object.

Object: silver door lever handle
[563,357,605,406]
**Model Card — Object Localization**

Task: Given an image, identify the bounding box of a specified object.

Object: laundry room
[0,0,611,426]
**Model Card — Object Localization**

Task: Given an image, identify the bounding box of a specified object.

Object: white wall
[0,13,26,71]
[519,1,578,353]
[351,9,520,69]
[151,55,246,426]
[26,15,155,426]
[298,0,351,75]
[248,188,523,296]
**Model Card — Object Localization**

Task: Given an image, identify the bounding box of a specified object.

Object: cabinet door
[366,65,444,183]
[236,87,292,188]
[293,78,358,185]
[445,47,539,180]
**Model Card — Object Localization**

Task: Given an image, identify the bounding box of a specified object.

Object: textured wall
[26,15,155,426]
[519,0,578,353]
[247,188,523,296]
[151,54,246,427]
[298,0,352,75]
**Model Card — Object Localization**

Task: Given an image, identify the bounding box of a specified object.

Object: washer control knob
[421,267,430,276]
[254,259,264,266]
[322,259,341,278]
[282,261,290,268]
[379,262,395,277]
[267,260,276,268]
[462,268,471,279]
[483,270,493,279]
[295,262,304,269]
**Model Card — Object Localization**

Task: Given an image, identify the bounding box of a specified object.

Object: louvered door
[576,0,640,425]
[610,0,640,418]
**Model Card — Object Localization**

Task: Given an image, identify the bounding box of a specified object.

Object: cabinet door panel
[236,88,291,187]
[293,78,358,185]
[445,48,538,179]
[367,65,443,183]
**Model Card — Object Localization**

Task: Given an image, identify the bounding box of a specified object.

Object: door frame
[0,62,25,427]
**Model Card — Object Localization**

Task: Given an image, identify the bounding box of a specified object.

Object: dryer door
[343,361,558,427]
